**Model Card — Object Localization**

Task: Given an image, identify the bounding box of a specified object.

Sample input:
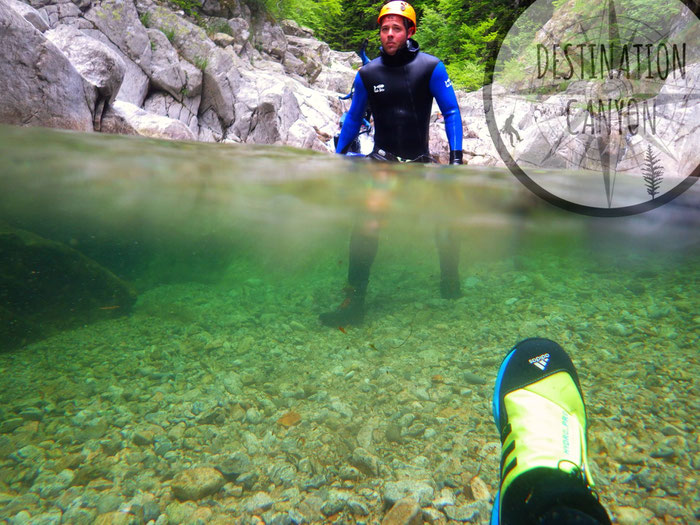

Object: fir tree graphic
[642,145,664,200]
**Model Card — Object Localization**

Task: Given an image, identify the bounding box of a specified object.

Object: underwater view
[0,124,698,524]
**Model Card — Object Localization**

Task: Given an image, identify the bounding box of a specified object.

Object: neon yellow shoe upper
[498,371,594,499]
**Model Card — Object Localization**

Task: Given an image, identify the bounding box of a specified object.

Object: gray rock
[280,19,313,38]
[227,17,250,44]
[245,407,263,424]
[145,6,213,72]
[6,0,49,31]
[81,28,150,106]
[217,451,252,481]
[244,491,274,514]
[102,100,196,141]
[211,32,235,47]
[266,461,297,487]
[61,507,97,525]
[644,496,688,518]
[463,372,487,385]
[347,499,369,516]
[147,28,186,99]
[382,497,422,525]
[383,480,435,507]
[301,474,327,490]
[444,503,481,522]
[45,25,125,129]
[144,92,199,134]
[171,467,225,501]
[320,494,345,516]
[0,2,94,131]
[351,447,382,477]
[84,0,151,70]
[255,19,287,60]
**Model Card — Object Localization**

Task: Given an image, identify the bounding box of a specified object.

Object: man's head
[377,1,416,56]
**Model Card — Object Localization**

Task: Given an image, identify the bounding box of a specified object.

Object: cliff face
[0,0,499,164]
[0,0,366,151]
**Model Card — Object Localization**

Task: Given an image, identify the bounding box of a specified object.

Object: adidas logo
[528,352,550,371]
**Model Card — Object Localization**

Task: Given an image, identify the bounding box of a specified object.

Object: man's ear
[408,27,416,38]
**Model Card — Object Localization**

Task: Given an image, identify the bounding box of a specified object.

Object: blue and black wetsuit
[335,39,463,163]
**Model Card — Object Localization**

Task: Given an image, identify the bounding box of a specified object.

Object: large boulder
[45,24,126,130]
[84,0,151,71]
[230,70,327,151]
[147,28,187,99]
[255,19,287,60]
[0,2,94,132]
[101,100,197,141]
[6,0,49,31]
[0,224,137,351]
[144,92,200,135]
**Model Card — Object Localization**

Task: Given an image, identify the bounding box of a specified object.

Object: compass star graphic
[485,0,700,216]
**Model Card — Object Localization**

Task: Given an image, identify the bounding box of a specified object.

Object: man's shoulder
[414,51,442,68]
[360,57,384,73]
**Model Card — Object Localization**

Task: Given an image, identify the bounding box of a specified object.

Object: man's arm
[429,62,463,164]
[335,73,369,154]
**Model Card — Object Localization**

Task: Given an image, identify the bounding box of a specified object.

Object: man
[320,1,464,327]
[335,1,463,164]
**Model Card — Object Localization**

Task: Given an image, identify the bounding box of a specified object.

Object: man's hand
[449,150,463,165]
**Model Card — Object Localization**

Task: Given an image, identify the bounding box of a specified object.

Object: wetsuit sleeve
[430,62,463,152]
[335,73,369,154]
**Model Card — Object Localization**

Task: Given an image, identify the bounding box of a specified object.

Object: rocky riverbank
[0,0,505,165]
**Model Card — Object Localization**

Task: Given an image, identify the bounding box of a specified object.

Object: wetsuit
[335,39,463,164]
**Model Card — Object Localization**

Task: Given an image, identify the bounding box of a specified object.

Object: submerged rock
[0,224,136,351]
[171,467,225,501]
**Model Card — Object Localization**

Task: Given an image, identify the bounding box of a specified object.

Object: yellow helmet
[377,1,416,29]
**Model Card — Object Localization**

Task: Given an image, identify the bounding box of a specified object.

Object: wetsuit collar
[380,38,419,67]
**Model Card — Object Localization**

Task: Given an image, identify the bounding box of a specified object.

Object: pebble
[217,451,252,480]
[245,407,263,424]
[352,447,382,476]
[432,488,455,510]
[347,499,369,516]
[339,465,362,481]
[607,322,630,337]
[644,496,687,518]
[320,493,346,516]
[171,467,225,501]
[243,491,274,514]
[164,501,197,524]
[19,407,43,421]
[383,480,435,507]
[443,503,480,522]
[381,497,421,525]
[96,493,123,514]
[386,424,402,443]
[462,372,487,385]
[614,506,654,525]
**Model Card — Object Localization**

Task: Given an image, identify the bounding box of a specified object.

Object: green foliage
[206,19,233,36]
[139,11,151,28]
[276,0,528,90]
[194,56,209,71]
[168,0,202,17]
[162,26,176,43]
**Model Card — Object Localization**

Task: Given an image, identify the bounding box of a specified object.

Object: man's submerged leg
[436,226,462,299]
[491,338,612,525]
[319,225,378,327]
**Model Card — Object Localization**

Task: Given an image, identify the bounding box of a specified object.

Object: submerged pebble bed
[0,251,698,525]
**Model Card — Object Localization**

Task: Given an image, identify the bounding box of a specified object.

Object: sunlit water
[0,125,698,523]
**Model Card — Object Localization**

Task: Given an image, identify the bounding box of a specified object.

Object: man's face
[380,14,414,56]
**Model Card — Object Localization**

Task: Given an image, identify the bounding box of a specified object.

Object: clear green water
[0,124,698,523]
